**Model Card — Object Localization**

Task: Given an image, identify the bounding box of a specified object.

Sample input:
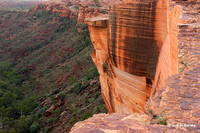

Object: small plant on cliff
[93,0,99,7]
[74,5,79,10]
[156,116,166,125]
[81,111,93,121]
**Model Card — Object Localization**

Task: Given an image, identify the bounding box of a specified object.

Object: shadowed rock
[83,0,180,113]
[71,0,200,132]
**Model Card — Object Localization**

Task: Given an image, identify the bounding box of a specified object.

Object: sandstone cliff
[71,0,200,132]
[79,0,181,114]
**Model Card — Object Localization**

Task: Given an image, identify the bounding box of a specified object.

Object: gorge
[79,0,181,114]
[71,0,200,132]
[0,0,199,132]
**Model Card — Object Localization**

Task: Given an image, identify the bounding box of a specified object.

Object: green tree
[93,0,99,6]
[0,91,17,107]
[14,115,33,133]
[30,122,40,133]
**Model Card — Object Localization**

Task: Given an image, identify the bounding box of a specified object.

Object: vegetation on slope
[0,6,106,133]
[0,61,39,132]
[0,0,40,11]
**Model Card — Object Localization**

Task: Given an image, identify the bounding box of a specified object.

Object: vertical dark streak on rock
[111,5,117,66]
[107,17,110,57]
[121,0,159,80]
[153,71,161,96]
[107,79,114,112]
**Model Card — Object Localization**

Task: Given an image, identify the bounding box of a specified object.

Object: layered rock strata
[84,0,180,113]
[71,0,200,132]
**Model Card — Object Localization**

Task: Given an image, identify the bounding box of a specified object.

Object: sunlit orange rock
[83,0,180,114]
[71,0,200,132]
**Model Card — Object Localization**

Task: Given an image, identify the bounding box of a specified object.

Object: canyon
[0,0,199,132]
[71,0,200,132]
[78,0,181,114]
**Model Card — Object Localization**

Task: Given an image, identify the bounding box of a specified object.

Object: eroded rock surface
[33,1,76,18]
[70,113,191,133]
[83,0,181,113]
[71,0,200,132]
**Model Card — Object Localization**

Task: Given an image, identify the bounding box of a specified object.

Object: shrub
[44,128,49,133]
[69,118,78,125]
[72,82,82,93]
[68,76,77,86]
[156,116,166,125]
[30,122,40,133]
[52,108,61,117]
[0,128,17,133]
[89,97,95,103]
[94,106,100,113]
[103,105,107,113]
[47,118,54,126]
[41,106,48,115]
[85,66,99,80]
[47,117,58,126]
[53,88,59,94]
[14,115,33,133]
[57,93,66,102]
[93,0,99,6]
[94,92,100,98]
[74,5,79,10]
[81,111,93,121]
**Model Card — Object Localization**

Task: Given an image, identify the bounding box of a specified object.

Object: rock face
[33,1,75,18]
[71,0,200,132]
[84,0,180,113]
[70,113,184,133]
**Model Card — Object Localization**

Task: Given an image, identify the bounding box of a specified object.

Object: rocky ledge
[70,0,200,132]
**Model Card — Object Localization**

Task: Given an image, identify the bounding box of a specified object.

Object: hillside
[0,0,42,11]
[0,3,106,133]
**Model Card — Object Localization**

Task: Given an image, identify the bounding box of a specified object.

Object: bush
[69,118,78,125]
[85,66,99,80]
[81,111,93,121]
[72,82,82,93]
[47,117,58,126]
[94,106,100,113]
[52,108,61,117]
[156,116,166,125]
[57,93,66,102]
[74,5,79,10]
[30,122,40,133]
[0,128,17,133]
[53,88,59,94]
[14,115,33,133]
[41,106,48,115]
[68,76,77,86]
[89,97,95,103]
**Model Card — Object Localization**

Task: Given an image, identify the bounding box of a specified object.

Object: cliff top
[85,14,109,22]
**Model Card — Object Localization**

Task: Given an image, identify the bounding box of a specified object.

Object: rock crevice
[71,0,200,132]
[84,0,180,113]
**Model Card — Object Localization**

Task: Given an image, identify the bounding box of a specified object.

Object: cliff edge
[71,0,200,132]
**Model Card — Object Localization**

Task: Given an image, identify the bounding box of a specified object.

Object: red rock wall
[86,0,180,113]
[71,0,200,132]
[152,1,181,95]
